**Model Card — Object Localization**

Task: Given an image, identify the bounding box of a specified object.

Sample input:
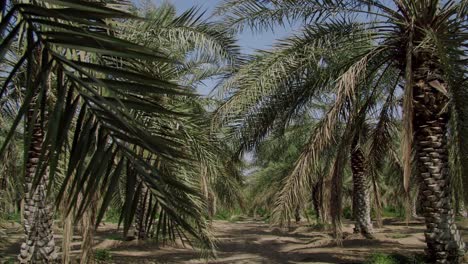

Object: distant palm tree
[216,0,467,262]
[244,119,312,218]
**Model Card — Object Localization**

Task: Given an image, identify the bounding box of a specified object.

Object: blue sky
[135,0,297,95]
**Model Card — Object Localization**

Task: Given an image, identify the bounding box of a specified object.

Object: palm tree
[350,132,373,238]
[216,0,467,261]
[213,28,397,238]
[112,2,242,241]
[244,120,312,220]
[0,0,218,262]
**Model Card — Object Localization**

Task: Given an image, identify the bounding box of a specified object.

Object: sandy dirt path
[2,218,467,263]
[103,219,432,264]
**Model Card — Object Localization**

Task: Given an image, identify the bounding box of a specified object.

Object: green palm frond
[215,0,359,33]
[245,122,313,215]
[214,19,367,109]
[213,23,373,156]
[215,0,302,33]
[217,0,467,233]
[0,0,213,249]
[121,5,242,80]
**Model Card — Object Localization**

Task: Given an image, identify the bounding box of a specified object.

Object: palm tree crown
[215,0,467,262]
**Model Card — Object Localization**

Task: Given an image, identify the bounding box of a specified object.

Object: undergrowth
[365,253,425,264]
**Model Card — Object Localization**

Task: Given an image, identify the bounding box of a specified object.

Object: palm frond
[0,0,213,249]
[122,5,242,73]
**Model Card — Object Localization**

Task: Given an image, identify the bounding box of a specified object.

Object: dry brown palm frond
[329,137,350,245]
[402,21,414,193]
[364,73,400,222]
[271,53,372,226]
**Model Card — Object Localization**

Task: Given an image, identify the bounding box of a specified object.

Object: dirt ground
[1,218,467,263]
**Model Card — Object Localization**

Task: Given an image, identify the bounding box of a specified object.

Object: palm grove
[0,0,466,264]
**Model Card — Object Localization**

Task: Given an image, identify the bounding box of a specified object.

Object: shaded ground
[1,218,467,263]
[103,220,428,264]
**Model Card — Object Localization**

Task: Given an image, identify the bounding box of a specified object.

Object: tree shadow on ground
[105,221,428,264]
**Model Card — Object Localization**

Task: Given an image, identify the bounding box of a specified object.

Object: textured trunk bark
[134,183,149,240]
[0,175,5,194]
[321,178,331,225]
[0,136,10,200]
[61,210,73,264]
[372,179,383,228]
[352,186,358,221]
[0,175,5,214]
[19,101,57,263]
[456,200,467,218]
[413,53,466,263]
[374,202,383,228]
[351,144,373,238]
[416,188,425,217]
[312,179,326,223]
[294,206,301,223]
[80,193,97,264]
[411,189,420,219]
[208,192,216,218]
[310,174,331,229]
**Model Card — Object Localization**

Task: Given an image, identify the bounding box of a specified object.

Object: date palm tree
[213,25,399,239]
[216,0,467,262]
[113,2,242,241]
[0,0,219,262]
[244,118,313,219]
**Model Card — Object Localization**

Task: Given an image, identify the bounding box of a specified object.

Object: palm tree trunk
[135,183,149,240]
[413,56,466,263]
[457,200,467,218]
[311,170,330,226]
[372,179,383,228]
[321,177,331,224]
[411,189,420,219]
[19,101,57,263]
[80,193,97,264]
[312,181,322,223]
[351,143,373,238]
[374,201,383,228]
[0,174,5,214]
[294,206,301,223]
[454,192,467,218]
[61,210,73,264]
[1,143,17,221]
